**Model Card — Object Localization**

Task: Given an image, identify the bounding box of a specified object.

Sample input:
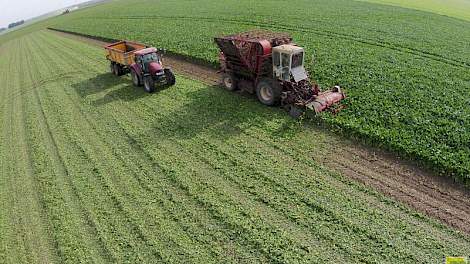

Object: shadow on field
[72,72,122,97]
[72,72,172,106]
[146,85,301,140]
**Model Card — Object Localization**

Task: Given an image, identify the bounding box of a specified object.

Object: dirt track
[51,29,470,235]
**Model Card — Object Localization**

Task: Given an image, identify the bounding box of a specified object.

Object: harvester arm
[306,86,345,113]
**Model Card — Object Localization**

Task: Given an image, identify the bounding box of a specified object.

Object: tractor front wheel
[143,76,156,93]
[221,73,237,91]
[131,69,141,87]
[256,78,281,106]
[165,69,176,86]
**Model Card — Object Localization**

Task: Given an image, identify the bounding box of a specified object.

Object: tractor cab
[272,45,308,83]
[134,47,162,73]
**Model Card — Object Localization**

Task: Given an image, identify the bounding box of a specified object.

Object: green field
[1,29,469,263]
[44,0,470,185]
[360,0,470,21]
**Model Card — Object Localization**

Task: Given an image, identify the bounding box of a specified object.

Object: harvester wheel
[165,69,176,86]
[221,73,237,91]
[131,69,141,87]
[143,76,156,93]
[256,78,281,106]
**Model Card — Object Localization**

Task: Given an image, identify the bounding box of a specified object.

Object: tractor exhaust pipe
[307,86,345,113]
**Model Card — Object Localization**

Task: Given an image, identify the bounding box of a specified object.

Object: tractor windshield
[291,52,304,68]
[142,52,160,63]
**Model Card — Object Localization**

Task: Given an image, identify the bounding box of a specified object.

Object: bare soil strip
[50,29,470,235]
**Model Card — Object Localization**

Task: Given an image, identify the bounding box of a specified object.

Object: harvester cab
[272,45,308,83]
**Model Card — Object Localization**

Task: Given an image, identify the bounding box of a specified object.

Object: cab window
[291,52,304,68]
[142,52,160,63]
[273,52,280,67]
[281,53,290,68]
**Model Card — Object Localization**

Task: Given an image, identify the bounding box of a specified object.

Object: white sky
[0,0,87,28]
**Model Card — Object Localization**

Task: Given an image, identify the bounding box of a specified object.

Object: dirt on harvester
[50,28,470,235]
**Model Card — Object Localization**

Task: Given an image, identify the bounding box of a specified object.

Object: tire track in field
[24,34,118,263]
[50,29,470,237]
[35,32,218,263]
[75,15,470,69]
[335,142,470,207]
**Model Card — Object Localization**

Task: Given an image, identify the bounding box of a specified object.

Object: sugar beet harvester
[105,41,176,93]
[214,31,345,116]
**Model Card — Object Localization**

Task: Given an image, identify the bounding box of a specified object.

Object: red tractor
[105,41,176,93]
[214,30,345,116]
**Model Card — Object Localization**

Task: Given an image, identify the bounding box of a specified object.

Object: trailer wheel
[164,69,176,86]
[221,73,237,91]
[143,76,156,93]
[113,64,121,76]
[110,62,116,75]
[131,69,141,87]
[116,64,125,76]
[256,78,281,106]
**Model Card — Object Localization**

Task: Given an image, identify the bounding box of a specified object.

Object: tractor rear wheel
[131,69,141,87]
[143,76,156,93]
[164,69,176,86]
[221,73,237,91]
[256,78,281,106]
